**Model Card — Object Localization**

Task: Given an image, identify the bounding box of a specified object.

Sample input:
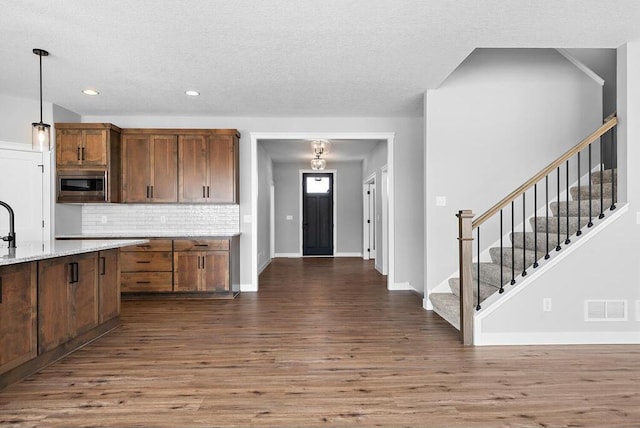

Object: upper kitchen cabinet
[56,123,121,168]
[121,133,178,203]
[178,130,239,204]
[55,123,122,203]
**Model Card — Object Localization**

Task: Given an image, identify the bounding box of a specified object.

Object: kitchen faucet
[0,200,16,248]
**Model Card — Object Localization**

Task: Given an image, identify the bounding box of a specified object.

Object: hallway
[0,258,638,427]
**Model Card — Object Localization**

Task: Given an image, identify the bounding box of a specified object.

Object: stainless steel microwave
[57,170,107,203]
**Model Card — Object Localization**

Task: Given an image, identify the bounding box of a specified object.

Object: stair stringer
[473,204,629,346]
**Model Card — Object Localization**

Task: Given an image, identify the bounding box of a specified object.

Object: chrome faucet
[0,200,16,248]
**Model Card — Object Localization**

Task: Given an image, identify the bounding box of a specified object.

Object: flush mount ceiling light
[185,90,200,96]
[32,48,50,152]
[311,139,330,156]
[82,89,99,96]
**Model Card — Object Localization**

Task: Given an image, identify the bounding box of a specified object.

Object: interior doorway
[363,173,376,261]
[302,172,334,256]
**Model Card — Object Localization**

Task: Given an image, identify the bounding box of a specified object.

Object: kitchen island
[0,238,147,389]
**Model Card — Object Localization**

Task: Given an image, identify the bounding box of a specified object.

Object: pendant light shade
[311,139,330,156]
[32,48,51,152]
[310,156,326,171]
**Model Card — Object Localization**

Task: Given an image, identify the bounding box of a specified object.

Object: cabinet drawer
[120,239,173,252]
[121,272,173,292]
[120,252,172,272]
[173,239,229,252]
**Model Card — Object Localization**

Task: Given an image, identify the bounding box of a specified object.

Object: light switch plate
[543,298,552,312]
[436,196,447,207]
[286,215,293,221]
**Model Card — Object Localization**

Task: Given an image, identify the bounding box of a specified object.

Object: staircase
[430,168,617,330]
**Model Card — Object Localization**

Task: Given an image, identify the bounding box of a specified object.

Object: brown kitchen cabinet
[38,252,98,353]
[178,134,238,203]
[55,123,122,203]
[173,239,230,292]
[121,134,178,203]
[120,239,173,292]
[98,249,120,323]
[0,263,37,375]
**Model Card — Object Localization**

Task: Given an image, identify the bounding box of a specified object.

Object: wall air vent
[584,300,627,322]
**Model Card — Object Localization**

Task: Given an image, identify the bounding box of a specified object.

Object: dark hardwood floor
[1,257,639,427]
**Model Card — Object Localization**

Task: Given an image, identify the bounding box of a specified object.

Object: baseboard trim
[274,253,302,258]
[335,252,363,257]
[240,283,258,292]
[389,282,418,292]
[374,262,382,274]
[423,297,433,310]
[476,331,640,346]
[258,259,271,275]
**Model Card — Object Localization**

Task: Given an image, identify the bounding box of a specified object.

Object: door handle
[100,256,106,275]
[81,147,85,161]
[69,262,78,283]
[150,185,154,198]
[77,147,81,161]
[207,186,210,198]
[202,256,205,269]
[197,256,201,269]
[146,185,150,198]
[202,186,206,198]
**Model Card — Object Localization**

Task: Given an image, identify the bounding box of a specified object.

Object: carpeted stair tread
[430,293,460,330]
[510,231,564,251]
[550,199,612,217]
[489,247,546,271]
[569,184,613,200]
[448,277,498,302]
[591,168,616,184]
[472,262,512,287]
[530,216,588,234]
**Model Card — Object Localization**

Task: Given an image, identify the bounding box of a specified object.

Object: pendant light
[310,154,326,171]
[32,48,51,152]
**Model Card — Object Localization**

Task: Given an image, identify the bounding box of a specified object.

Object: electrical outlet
[543,298,552,312]
[100,215,107,224]
[286,215,293,221]
[160,215,167,224]
[436,196,447,207]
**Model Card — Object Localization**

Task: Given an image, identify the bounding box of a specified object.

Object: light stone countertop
[55,232,241,239]
[0,239,149,266]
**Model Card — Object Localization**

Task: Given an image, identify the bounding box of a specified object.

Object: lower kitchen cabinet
[38,252,98,353]
[0,263,37,375]
[120,237,239,298]
[99,249,120,323]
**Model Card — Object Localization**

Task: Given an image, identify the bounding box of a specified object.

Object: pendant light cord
[39,51,43,123]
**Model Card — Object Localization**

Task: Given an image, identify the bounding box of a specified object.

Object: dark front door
[303,173,333,256]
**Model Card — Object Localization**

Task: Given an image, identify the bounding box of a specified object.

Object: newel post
[457,210,475,346]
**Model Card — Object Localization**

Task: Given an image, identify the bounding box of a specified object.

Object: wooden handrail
[604,112,616,123]
[472,115,618,229]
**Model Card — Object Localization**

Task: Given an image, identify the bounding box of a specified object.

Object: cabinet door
[202,251,229,291]
[208,135,236,203]
[173,252,200,292]
[56,130,82,166]
[178,135,208,203]
[150,135,178,202]
[82,130,108,167]
[0,263,37,374]
[38,257,72,353]
[122,135,151,202]
[99,249,120,323]
[70,253,98,336]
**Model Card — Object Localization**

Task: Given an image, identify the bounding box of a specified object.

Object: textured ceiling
[1,1,640,117]
[260,139,385,162]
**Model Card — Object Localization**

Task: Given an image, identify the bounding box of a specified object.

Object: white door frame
[381,165,389,275]
[363,172,376,261]
[269,184,275,259]
[250,132,395,291]
[299,169,337,256]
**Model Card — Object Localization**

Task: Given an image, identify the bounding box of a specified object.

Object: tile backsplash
[81,204,239,234]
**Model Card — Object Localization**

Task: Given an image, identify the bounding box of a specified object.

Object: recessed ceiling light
[185,90,200,96]
[82,89,99,96]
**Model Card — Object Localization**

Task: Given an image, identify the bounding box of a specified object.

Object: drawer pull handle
[195,244,209,247]
[136,281,151,284]
[136,261,151,264]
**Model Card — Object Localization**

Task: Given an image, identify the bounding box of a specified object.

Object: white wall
[256,144,273,272]
[424,48,603,297]
[82,115,424,293]
[363,141,388,271]
[273,160,363,255]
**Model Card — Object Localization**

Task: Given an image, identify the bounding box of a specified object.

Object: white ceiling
[1,1,639,117]
[260,139,384,162]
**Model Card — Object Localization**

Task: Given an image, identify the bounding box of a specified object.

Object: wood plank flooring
[1,257,639,427]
